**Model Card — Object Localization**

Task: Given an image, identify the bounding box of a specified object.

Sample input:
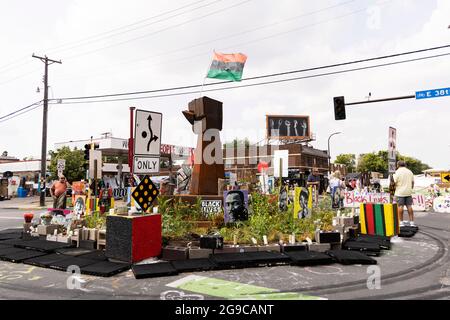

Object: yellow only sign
[440,172,450,183]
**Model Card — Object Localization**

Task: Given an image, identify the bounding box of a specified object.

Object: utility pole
[32,54,62,207]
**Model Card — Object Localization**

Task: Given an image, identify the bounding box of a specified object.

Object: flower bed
[159,192,347,246]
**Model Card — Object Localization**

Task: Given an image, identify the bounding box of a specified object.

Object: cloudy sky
[0,0,449,169]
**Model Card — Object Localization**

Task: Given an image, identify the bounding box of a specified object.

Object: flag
[206,52,247,81]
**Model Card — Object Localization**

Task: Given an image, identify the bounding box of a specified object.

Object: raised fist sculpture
[182,96,224,195]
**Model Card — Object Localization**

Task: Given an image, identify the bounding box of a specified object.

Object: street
[0,201,448,300]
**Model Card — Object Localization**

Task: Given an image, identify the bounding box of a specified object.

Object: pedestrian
[393,161,415,226]
[307,168,320,183]
[50,175,70,209]
[329,171,344,209]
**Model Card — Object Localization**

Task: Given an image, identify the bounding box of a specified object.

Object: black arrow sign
[444,174,450,182]
[141,114,159,152]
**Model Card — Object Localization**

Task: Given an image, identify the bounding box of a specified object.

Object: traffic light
[84,144,90,161]
[333,96,346,120]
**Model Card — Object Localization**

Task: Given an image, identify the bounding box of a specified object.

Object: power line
[63,0,254,60]
[3,48,448,124]
[53,44,450,101]
[53,0,357,81]
[48,51,450,105]
[0,100,42,122]
[0,0,215,76]
[49,0,222,56]
[0,102,43,124]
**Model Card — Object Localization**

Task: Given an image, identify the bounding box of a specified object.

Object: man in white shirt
[393,161,415,226]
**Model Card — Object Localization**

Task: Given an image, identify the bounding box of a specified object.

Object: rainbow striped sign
[359,203,399,237]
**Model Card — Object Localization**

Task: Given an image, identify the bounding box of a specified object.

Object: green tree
[334,154,356,172]
[223,138,251,148]
[48,146,85,182]
[357,151,388,175]
[356,150,430,176]
[398,155,431,174]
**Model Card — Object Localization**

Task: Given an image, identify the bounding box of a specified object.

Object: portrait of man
[224,190,248,224]
[294,187,311,219]
[73,195,86,217]
[279,185,288,211]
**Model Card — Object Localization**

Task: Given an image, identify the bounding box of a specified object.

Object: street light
[327,132,342,173]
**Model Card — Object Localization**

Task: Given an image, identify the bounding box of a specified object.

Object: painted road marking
[167,275,325,300]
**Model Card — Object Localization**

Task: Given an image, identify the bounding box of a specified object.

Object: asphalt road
[0,207,449,300]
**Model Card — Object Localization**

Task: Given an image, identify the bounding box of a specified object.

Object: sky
[0,0,449,169]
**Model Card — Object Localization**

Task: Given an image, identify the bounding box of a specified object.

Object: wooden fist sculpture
[182,96,224,195]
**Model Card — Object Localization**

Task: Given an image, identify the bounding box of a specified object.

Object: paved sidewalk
[0,196,50,210]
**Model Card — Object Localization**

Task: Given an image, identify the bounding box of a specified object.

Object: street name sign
[416,87,450,100]
[134,156,160,174]
[388,127,397,174]
[441,172,450,183]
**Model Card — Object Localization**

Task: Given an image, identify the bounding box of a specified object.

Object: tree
[223,138,251,148]
[357,152,386,174]
[334,154,356,173]
[48,147,85,182]
[398,155,431,174]
[356,150,431,176]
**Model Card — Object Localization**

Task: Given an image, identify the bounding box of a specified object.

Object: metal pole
[129,107,135,179]
[327,132,342,174]
[346,95,415,106]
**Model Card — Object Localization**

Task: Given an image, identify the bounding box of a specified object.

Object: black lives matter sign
[201,200,222,216]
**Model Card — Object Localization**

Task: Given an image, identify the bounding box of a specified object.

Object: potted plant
[40,213,53,226]
[23,212,34,223]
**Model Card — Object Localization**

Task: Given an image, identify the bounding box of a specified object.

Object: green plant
[85,211,106,229]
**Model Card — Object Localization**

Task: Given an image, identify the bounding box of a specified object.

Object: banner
[294,187,311,219]
[344,191,428,211]
[223,190,248,224]
[343,191,390,207]
[412,194,426,211]
[433,195,450,213]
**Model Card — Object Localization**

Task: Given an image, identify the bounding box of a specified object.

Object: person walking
[393,161,415,226]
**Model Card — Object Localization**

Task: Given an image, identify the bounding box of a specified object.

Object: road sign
[388,160,397,174]
[89,150,102,179]
[57,159,65,177]
[134,110,162,156]
[131,175,159,211]
[388,127,397,174]
[441,172,450,183]
[416,87,450,100]
[133,156,160,174]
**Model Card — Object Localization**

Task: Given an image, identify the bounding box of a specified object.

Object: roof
[0,160,47,173]
[301,146,328,158]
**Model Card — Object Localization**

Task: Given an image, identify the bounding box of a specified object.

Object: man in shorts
[393,161,415,226]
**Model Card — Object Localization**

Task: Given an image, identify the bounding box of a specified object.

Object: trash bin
[17,187,27,198]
